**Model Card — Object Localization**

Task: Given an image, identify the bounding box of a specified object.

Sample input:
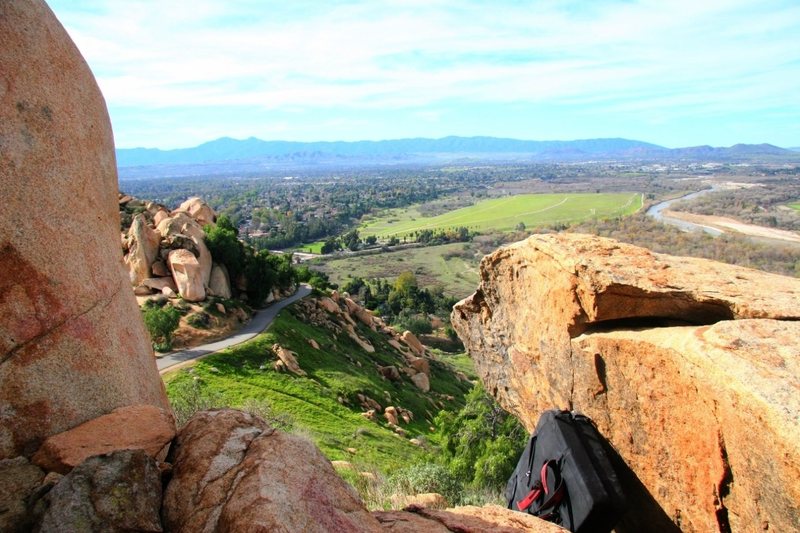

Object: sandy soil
[662,209,800,243]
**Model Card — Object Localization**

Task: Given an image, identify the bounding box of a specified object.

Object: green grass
[290,240,326,254]
[164,304,472,472]
[361,193,643,239]
[789,203,800,211]
[312,242,480,299]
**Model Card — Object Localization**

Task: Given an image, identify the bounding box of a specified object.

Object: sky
[47,0,800,150]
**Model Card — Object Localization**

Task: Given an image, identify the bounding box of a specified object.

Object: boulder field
[452,233,800,532]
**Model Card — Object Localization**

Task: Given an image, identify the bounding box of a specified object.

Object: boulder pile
[121,195,233,303]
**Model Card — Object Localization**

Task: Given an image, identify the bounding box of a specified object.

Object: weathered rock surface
[36,449,163,533]
[411,372,431,392]
[124,214,161,286]
[401,330,425,356]
[167,249,206,302]
[141,277,178,293]
[0,457,45,532]
[452,234,800,532]
[208,263,232,298]
[272,343,306,376]
[172,196,216,227]
[374,505,566,532]
[31,405,175,474]
[0,0,170,460]
[163,409,382,532]
[157,213,213,288]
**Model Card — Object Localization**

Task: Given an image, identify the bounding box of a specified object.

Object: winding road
[157,284,313,372]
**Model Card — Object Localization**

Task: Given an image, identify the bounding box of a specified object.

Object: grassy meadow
[311,242,480,299]
[361,192,643,239]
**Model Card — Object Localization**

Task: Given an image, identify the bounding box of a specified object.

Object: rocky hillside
[452,234,800,532]
[165,290,472,468]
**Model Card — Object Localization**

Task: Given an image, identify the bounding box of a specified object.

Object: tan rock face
[172,196,216,227]
[411,372,431,392]
[31,405,176,474]
[163,409,382,533]
[401,331,425,356]
[168,248,206,302]
[374,505,566,532]
[157,212,213,287]
[208,263,232,298]
[272,343,306,376]
[452,234,800,532]
[124,214,161,285]
[0,0,170,459]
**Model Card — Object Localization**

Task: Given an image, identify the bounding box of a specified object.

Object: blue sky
[47,0,800,149]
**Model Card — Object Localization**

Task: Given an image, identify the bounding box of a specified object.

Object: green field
[789,203,800,211]
[361,193,643,239]
[312,243,480,299]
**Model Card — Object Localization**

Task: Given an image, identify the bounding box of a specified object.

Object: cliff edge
[452,233,800,532]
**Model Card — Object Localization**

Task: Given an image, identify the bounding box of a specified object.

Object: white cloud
[47,0,800,146]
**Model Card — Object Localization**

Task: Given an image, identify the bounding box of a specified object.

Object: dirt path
[662,210,800,244]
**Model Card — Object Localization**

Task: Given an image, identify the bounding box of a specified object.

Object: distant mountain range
[115,135,798,169]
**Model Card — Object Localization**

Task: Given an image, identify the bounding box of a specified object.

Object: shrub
[387,463,463,505]
[167,377,223,427]
[142,305,181,351]
[433,383,527,490]
[186,312,211,329]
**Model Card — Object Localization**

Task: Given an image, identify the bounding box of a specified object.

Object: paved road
[157,284,313,372]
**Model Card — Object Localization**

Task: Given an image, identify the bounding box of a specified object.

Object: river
[645,188,722,236]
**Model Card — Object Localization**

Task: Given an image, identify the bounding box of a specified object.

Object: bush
[186,312,211,329]
[433,383,527,490]
[142,305,181,351]
[388,463,463,504]
[401,316,433,336]
[167,377,223,427]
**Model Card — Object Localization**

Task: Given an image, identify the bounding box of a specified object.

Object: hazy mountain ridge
[116,135,798,169]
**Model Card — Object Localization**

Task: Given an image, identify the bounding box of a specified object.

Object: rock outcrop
[168,249,206,302]
[452,234,800,532]
[0,0,170,460]
[31,405,175,474]
[35,450,162,533]
[172,196,216,227]
[163,409,383,532]
[374,505,566,532]
[125,214,161,286]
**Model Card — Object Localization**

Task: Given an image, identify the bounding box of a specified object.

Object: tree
[244,249,278,306]
[205,221,245,281]
[142,306,181,351]
[365,235,377,246]
[394,271,418,295]
[433,383,527,489]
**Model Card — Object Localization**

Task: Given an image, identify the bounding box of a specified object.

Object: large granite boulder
[124,214,161,286]
[157,212,213,288]
[452,234,800,532]
[172,196,216,227]
[208,263,232,298]
[0,0,170,460]
[35,449,163,533]
[163,409,383,532]
[167,249,206,302]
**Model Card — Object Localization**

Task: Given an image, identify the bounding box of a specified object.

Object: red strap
[541,461,553,494]
[516,486,543,511]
